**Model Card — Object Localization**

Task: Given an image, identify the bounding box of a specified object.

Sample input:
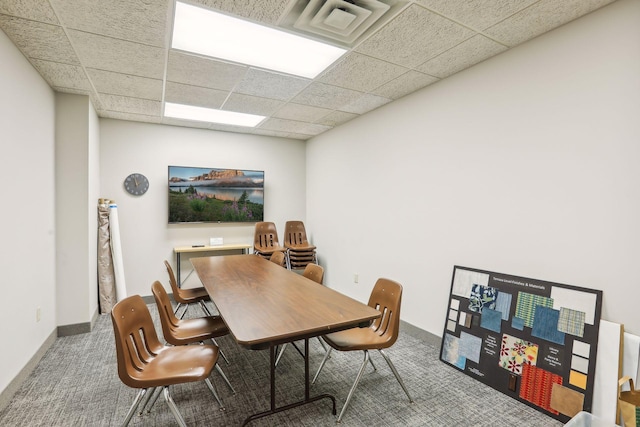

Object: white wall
[307,0,640,336]
[0,30,57,392]
[55,94,100,327]
[99,120,306,297]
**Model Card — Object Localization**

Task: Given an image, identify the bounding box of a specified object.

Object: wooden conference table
[191,254,381,425]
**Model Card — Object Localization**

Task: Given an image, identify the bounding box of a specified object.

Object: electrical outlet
[36,307,41,322]
[354,273,359,284]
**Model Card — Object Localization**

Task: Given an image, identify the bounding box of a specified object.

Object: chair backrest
[367,278,403,348]
[111,294,164,388]
[151,281,182,344]
[284,220,309,247]
[253,222,280,251]
[164,260,188,304]
[302,263,324,285]
[269,250,286,267]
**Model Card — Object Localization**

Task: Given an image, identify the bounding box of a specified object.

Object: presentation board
[440,266,603,423]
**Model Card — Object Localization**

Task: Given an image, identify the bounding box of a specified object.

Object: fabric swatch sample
[459,331,482,364]
[512,317,525,331]
[442,333,466,369]
[448,308,458,321]
[571,354,589,374]
[515,292,554,328]
[459,312,472,328]
[447,320,456,332]
[499,334,538,375]
[531,306,565,345]
[480,307,502,333]
[550,286,597,325]
[569,370,588,389]
[468,284,497,313]
[550,383,584,417]
[557,307,586,337]
[450,299,460,310]
[572,340,590,359]
[452,268,489,298]
[495,291,512,321]
[519,364,563,414]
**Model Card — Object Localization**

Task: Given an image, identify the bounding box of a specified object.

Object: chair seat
[168,316,229,345]
[323,326,395,352]
[178,286,210,303]
[285,244,316,251]
[126,344,218,388]
[255,246,285,256]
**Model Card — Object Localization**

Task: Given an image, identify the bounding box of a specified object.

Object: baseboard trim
[57,307,100,337]
[0,329,57,412]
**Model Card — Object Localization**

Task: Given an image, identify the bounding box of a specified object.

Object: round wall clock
[124,173,149,196]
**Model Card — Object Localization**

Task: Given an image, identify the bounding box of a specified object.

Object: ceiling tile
[415,0,538,31]
[50,0,169,47]
[190,0,292,25]
[273,103,332,122]
[292,82,363,110]
[0,0,59,24]
[87,69,162,101]
[370,70,438,100]
[164,82,228,109]
[315,110,359,127]
[234,68,311,101]
[260,118,332,136]
[167,51,247,91]
[485,0,616,47]
[222,93,284,116]
[99,94,161,116]
[318,52,408,92]
[68,30,165,78]
[100,110,163,124]
[0,16,79,64]
[355,4,475,68]
[416,35,508,79]
[339,93,391,114]
[30,59,91,91]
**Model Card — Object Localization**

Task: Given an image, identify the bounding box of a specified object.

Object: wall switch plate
[210,237,223,246]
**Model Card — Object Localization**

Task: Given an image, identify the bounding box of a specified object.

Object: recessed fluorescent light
[172,1,347,78]
[164,102,265,127]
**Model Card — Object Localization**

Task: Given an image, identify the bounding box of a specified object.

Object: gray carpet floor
[0,302,563,426]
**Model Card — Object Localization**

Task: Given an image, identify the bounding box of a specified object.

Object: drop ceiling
[0,0,616,140]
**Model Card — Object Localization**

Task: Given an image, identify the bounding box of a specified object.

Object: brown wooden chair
[269,250,287,268]
[275,263,326,366]
[151,281,235,393]
[164,260,212,319]
[111,294,223,426]
[283,220,317,269]
[253,221,286,261]
[312,278,413,422]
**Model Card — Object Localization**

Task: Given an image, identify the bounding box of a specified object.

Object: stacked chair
[253,221,286,262]
[283,220,317,270]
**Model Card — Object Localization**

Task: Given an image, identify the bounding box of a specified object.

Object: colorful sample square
[569,370,588,389]
[459,331,482,364]
[557,307,586,337]
[480,308,502,333]
[550,383,584,417]
[495,292,513,321]
[442,333,466,369]
[531,306,565,345]
[519,364,563,414]
[512,317,525,331]
[550,286,597,325]
[469,284,497,313]
[499,334,538,375]
[515,292,554,328]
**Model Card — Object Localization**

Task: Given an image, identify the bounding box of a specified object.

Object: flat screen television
[168,165,264,223]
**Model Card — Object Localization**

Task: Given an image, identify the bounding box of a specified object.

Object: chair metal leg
[312,346,333,384]
[275,343,287,366]
[199,300,213,317]
[210,337,230,364]
[378,349,413,403]
[137,386,156,415]
[144,387,163,414]
[163,386,188,427]
[204,377,225,410]
[122,388,147,427]
[317,337,327,351]
[337,350,371,423]
[215,364,236,394]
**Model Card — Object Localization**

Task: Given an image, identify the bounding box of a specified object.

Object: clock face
[124,173,149,196]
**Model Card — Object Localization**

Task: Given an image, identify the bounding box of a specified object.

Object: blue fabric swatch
[531,306,565,345]
[480,307,502,333]
[495,292,513,321]
[512,317,525,330]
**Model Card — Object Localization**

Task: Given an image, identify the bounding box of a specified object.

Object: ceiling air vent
[280,0,405,47]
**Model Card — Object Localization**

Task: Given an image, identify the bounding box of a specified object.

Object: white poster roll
[109,203,127,301]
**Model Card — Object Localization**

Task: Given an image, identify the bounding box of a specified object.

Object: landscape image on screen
[168,166,264,223]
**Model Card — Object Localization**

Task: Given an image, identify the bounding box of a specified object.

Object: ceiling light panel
[171,1,346,78]
[164,102,265,127]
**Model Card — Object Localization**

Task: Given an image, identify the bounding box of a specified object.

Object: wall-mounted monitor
[168,165,264,224]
